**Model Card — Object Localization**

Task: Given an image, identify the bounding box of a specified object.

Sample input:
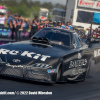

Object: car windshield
[40,12,48,17]
[33,29,71,47]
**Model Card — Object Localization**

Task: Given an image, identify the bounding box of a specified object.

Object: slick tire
[81,63,91,82]
[56,64,62,82]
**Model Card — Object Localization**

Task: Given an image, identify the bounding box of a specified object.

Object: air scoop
[32,37,51,45]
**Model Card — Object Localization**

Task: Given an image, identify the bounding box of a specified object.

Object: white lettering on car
[72,68,86,76]
[33,54,41,59]
[6,63,23,68]
[94,49,100,58]
[69,59,87,68]
[78,53,82,59]
[41,55,51,61]
[21,51,36,58]
[0,49,51,62]
[0,49,10,54]
[9,50,19,55]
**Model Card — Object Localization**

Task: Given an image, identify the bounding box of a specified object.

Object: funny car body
[0,28,100,83]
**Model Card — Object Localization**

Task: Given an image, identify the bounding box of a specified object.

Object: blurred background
[0,0,66,18]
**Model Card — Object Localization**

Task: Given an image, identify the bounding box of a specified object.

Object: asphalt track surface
[0,61,100,100]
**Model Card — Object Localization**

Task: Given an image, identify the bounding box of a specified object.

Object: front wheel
[81,63,91,82]
[56,63,62,82]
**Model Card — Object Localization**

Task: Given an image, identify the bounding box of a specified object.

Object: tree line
[0,0,66,18]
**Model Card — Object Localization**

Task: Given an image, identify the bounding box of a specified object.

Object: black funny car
[0,28,100,83]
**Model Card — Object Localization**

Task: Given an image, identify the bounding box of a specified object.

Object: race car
[0,28,100,83]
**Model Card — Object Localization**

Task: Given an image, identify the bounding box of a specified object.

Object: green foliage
[0,0,66,18]
[48,14,52,20]
[55,3,66,10]
[41,2,54,10]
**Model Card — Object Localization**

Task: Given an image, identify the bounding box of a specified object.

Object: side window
[51,32,71,47]
[73,34,81,48]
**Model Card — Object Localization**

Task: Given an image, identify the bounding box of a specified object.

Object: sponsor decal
[78,0,100,9]
[32,63,52,69]
[63,67,86,77]
[12,59,21,63]
[72,68,86,76]
[78,53,82,59]
[78,0,94,7]
[0,49,51,61]
[97,2,100,8]
[5,63,52,70]
[94,49,100,58]
[6,63,23,68]
[47,69,57,73]
[69,59,87,68]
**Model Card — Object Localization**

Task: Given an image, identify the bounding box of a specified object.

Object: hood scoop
[32,37,51,46]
